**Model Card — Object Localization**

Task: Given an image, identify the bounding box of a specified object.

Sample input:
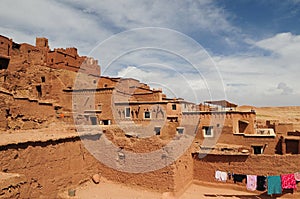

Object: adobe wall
[0,35,12,57]
[193,154,300,190]
[0,134,179,198]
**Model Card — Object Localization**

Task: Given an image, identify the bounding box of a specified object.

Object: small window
[177,127,185,134]
[104,84,108,88]
[102,120,111,125]
[144,111,151,119]
[172,104,176,110]
[41,76,45,83]
[125,107,131,118]
[203,126,213,137]
[36,85,42,98]
[252,146,263,154]
[97,104,102,111]
[90,116,97,125]
[154,126,161,135]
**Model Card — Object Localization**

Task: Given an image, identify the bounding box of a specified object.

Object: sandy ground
[64,179,282,199]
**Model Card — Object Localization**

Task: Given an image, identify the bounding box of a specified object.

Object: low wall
[193,154,300,190]
[0,133,177,198]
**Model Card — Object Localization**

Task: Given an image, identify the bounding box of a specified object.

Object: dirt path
[66,180,280,199]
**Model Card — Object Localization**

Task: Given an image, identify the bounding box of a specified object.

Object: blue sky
[1,0,300,106]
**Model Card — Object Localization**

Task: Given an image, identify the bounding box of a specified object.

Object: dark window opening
[155,126,161,135]
[90,116,97,125]
[51,58,54,63]
[203,126,213,137]
[238,120,249,133]
[36,85,42,98]
[41,76,45,83]
[104,84,108,88]
[252,146,263,154]
[0,58,9,70]
[177,127,185,134]
[102,120,111,125]
[172,104,176,110]
[125,107,131,118]
[144,111,151,119]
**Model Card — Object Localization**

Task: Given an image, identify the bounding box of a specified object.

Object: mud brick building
[0,35,299,198]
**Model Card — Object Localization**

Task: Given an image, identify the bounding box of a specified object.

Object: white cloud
[0,0,236,54]
[215,32,300,106]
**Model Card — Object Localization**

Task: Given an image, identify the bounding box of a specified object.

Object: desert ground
[59,178,298,199]
[238,106,300,131]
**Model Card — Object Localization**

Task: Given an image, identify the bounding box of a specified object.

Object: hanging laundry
[220,171,227,182]
[256,176,266,191]
[227,172,232,180]
[233,174,246,183]
[215,170,227,182]
[281,174,297,189]
[294,172,300,182]
[267,176,282,195]
[215,170,222,181]
[246,175,257,191]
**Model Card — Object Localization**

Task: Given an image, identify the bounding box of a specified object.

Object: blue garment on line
[267,176,282,195]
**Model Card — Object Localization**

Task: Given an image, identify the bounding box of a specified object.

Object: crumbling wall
[0,135,179,198]
[0,35,12,57]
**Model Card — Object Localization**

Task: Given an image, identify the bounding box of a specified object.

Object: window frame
[203,126,214,137]
[125,107,131,118]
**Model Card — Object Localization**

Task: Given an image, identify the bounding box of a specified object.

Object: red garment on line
[281,174,297,189]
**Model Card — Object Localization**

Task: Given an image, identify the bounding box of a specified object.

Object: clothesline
[215,170,300,195]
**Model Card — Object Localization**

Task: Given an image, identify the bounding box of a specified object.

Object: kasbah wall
[1,34,300,198]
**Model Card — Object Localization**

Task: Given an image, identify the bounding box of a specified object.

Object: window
[172,104,177,110]
[154,126,161,135]
[90,116,97,125]
[97,104,102,111]
[125,107,131,118]
[203,126,213,137]
[177,127,185,134]
[102,120,111,125]
[36,85,42,98]
[252,146,263,154]
[41,76,45,83]
[144,111,151,119]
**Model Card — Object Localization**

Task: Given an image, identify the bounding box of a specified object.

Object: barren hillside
[238,105,300,131]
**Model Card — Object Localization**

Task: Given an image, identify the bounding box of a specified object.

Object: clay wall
[193,154,300,187]
[0,136,177,198]
[0,35,12,57]
[9,43,46,71]
[173,150,194,193]
[166,102,181,117]
[275,123,294,135]
[97,77,118,88]
[6,98,57,130]
[114,103,166,122]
